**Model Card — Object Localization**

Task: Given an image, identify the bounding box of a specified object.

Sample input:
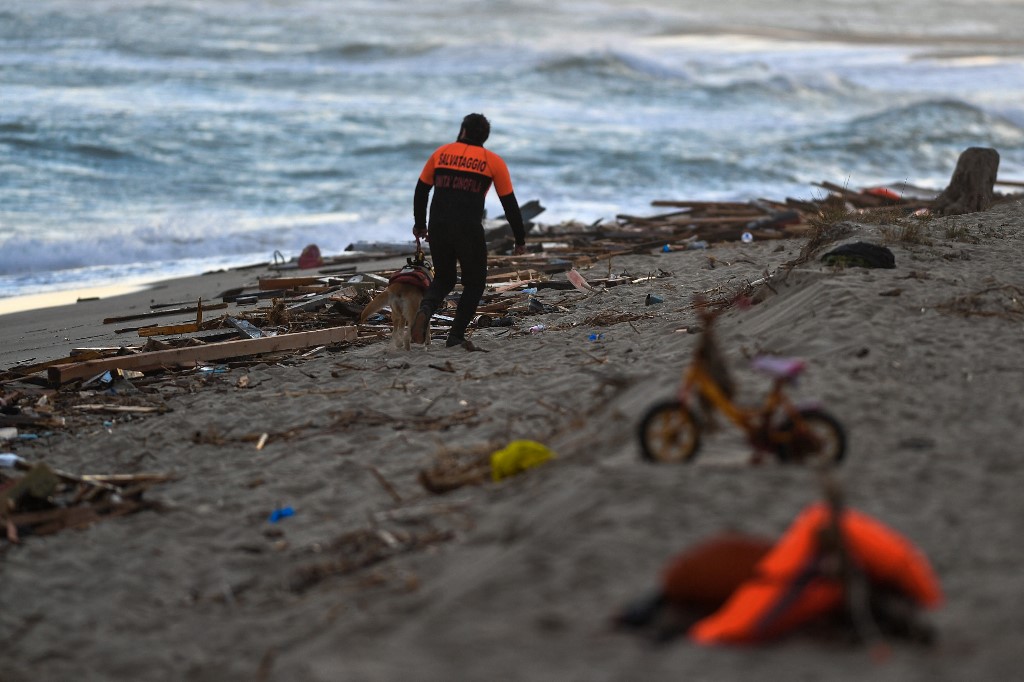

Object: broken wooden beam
[485,269,541,283]
[47,326,358,386]
[137,322,205,337]
[137,298,210,337]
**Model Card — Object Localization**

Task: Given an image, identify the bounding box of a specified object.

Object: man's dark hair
[460,113,490,145]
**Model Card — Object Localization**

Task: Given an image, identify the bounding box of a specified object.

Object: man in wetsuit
[411,113,526,348]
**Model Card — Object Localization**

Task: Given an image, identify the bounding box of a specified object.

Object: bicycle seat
[751,356,806,381]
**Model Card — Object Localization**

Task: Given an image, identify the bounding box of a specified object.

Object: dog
[358,252,433,351]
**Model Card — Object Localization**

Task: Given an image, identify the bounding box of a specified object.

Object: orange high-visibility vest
[689,503,943,644]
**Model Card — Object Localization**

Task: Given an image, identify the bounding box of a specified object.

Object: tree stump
[932,147,1000,216]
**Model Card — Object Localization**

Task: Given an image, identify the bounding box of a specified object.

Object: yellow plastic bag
[490,440,555,482]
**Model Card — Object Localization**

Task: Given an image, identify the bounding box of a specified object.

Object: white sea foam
[1,0,1022,300]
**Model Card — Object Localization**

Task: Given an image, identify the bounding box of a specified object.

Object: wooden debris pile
[1,387,65,431]
[605,200,804,250]
[531,179,951,255]
[0,455,173,543]
[6,176,1017,395]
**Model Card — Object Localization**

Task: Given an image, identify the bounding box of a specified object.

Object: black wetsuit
[414,139,525,343]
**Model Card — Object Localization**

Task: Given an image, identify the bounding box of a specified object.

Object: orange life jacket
[689,503,942,644]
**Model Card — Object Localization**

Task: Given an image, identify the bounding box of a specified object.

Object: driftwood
[933,147,1000,216]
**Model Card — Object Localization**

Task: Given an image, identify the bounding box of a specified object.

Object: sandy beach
[2,198,1024,681]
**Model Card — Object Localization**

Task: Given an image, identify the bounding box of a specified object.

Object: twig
[367,465,403,503]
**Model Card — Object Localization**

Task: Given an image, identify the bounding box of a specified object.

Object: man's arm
[413,179,432,238]
[498,191,526,253]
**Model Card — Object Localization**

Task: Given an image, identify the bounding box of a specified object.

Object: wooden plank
[138,322,202,337]
[257,276,326,290]
[485,269,540,283]
[618,214,759,226]
[0,414,65,428]
[70,347,136,356]
[102,302,225,325]
[286,289,343,313]
[47,326,358,386]
[361,273,390,285]
[137,299,208,337]
[71,404,165,414]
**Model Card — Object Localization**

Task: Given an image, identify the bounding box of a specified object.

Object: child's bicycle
[638,306,846,466]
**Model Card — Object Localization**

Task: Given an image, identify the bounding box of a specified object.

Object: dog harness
[389,264,433,291]
[389,245,434,291]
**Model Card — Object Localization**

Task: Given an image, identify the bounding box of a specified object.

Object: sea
[2,0,1023,305]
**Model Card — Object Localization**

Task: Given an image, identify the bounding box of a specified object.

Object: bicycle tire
[776,408,847,465]
[638,399,702,463]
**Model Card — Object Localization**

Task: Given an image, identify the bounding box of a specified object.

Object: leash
[413,237,433,277]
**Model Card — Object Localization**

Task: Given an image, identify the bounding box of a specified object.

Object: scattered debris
[937,284,1024,319]
[1,456,172,543]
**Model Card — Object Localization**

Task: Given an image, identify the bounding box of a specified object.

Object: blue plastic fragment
[268,506,295,523]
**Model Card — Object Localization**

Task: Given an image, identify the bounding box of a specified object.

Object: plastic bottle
[689,240,708,250]
[530,324,546,334]
[742,231,754,243]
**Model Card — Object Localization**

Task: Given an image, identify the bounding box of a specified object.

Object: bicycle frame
[678,359,803,453]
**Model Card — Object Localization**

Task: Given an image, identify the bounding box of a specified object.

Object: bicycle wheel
[776,408,846,466]
[638,400,702,463]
